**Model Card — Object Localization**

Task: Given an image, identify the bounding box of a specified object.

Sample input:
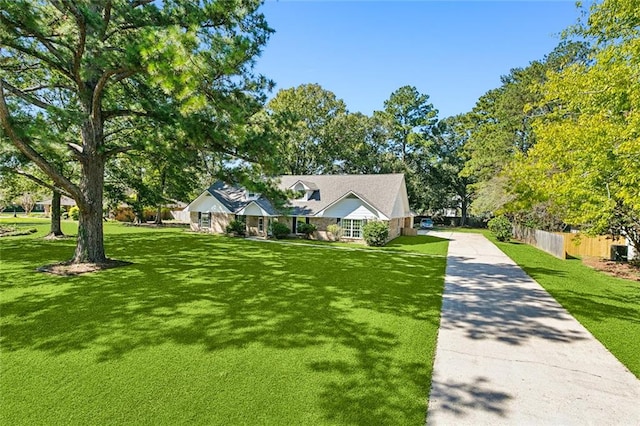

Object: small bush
[270,221,290,239]
[143,207,158,222]
[113,207,135,222]
[69,206,80,221]
[327,224,343,241]
[297,222,317,239]
[226,219,246,236]
[362,221,389,247]
[488,215,512,242]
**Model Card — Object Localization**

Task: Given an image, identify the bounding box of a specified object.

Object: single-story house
[185,174,414,241]
[37,196,76,216]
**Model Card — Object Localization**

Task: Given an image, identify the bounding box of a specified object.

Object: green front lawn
[488,234,640,378]
[0,219,447,425]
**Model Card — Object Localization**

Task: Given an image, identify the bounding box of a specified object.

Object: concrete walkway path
[426,231,640,425]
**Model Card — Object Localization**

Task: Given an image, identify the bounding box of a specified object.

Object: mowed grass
[486,233,640,378]
[0,218,447,425]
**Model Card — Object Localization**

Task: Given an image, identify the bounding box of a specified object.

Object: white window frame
[258,217,264,232]
[200,212,211,228]
[340,218,365,238]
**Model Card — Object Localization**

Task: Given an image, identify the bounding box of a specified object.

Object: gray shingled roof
[278,174,405,218]
[204,174,406,218]
[206,181,280,216]
[206,181,250,212]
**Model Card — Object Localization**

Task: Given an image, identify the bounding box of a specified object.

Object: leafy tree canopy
[266,83,347,175]
[511,0,640,251]
[0,0,274,263]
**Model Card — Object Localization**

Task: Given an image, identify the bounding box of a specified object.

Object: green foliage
[375,85,438,163]
[488,215,512,242]
[362,221,389,247]
[296,222,317,239]
[425,115,475,224]
[508,0,640,255]
[326,224,343,241]
[225,219,246,236]
[267,84,348,174]
[462,42,589,216]
[0,0,275,262]
[69,206,80,221]
[374,85,438,212]
[332,112,389,174]
[269,221,290,239]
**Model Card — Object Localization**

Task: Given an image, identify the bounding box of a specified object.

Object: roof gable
[185,191,231,213]
[317,191,387,220]
[186,174,410,219]
[279,174,408,218]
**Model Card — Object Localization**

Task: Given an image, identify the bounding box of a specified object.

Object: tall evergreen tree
[0,0,274,264]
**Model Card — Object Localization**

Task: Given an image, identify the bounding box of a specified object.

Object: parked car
[420,218,434,229]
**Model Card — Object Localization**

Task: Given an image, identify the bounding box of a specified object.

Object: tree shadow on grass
[0,232,446,424]
[519,263,640,327]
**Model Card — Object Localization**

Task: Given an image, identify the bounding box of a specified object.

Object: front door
[292,216,297,234]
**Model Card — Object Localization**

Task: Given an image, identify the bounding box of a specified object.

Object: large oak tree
[0,0,273,263]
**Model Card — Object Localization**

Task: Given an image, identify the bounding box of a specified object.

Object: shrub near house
[363,221,389,246]
[270,221,290,239]
[225,219,246,236]
[297,222,317,239]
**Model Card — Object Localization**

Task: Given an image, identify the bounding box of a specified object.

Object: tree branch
[103,109,150,120]
[101,1,113,41]
[0,80,82,201]
[12,169,74,199]
[66,143,85,159]
[0,14,68,68]
[131,0,154,8]
[1,79,57,111]
[0,38,73,80]
[103,145,134,159]
[92,68,139,120]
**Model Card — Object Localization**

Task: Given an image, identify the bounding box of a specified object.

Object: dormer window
[245,190,259,200]
[290,180,318,201]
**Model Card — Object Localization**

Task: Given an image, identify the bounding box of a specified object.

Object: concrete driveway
[425,231,640,425]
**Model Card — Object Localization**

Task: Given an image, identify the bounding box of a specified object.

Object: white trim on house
[316,191,388,220]
[185,191,231,214]
[339,218,366,239]
[289,180,317,201]
[236,201,277,217]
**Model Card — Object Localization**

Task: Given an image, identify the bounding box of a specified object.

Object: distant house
[37,196,76,216]
[185,174,414,241]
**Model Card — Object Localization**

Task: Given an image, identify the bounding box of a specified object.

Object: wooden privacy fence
[563,233,626,259]
[512,225,626,260]
[513,226,565,259]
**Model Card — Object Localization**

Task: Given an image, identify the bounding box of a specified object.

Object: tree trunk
[154,204,163,224]
[460,197,468,227]
[71,150,107,264]
[48,189,64,237]
[133,201,145,224]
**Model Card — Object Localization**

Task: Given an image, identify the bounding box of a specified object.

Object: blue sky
[255,1,582,119]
